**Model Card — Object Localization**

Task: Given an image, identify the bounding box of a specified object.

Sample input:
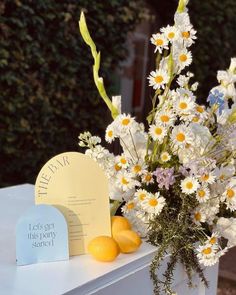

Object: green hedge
[0,0,146,186]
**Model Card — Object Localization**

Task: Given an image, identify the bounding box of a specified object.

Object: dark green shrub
[0,0,146,186]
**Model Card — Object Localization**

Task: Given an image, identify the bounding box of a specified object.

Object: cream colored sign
[35,152,111,256]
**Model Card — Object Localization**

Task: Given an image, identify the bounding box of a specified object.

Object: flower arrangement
[79,0,236,294]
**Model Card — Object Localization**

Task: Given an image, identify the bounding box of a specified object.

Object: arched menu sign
[35,152,111,256]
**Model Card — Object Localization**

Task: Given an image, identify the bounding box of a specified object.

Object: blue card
[16,204,69,265]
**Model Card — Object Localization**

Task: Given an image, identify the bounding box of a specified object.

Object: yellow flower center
[202,247,212,255]
[120,158,127,165]
[162,154,169,161]
[145,174,152,182]
[176,132,185,142]
[127,202,135,210]
[179,54,187,62]
[194,212,201,221]
[148,198,158,207]
[155,75,164,84]
[186,182,193,189]
[155,127,163,135]
[160,115,170,122]
[121,177,129,185]
[201,174,209,181]
[192,116,199,123]
[179,102,188,109]
[107,130,113,137]
[122,118,130,126]
[198,190,206,198]
[156,38,164,46]
[220,174,225,180]
[227,189,235,199]
[196,106,204,113]
[114,163,121,171]
[139,193,146,201]
[182,31,190,38]
[168,32,175,39]
[133,165,141,173]
[209,237,217,245]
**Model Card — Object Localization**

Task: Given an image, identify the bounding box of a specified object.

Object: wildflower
[150,33,168,53]
[141,192,166,215]
[148,69,169,90]
[154,167,175,190]
[181,176,199,194]
[160,151,171,162]
[196,185,210,203]
[149,125,167,142]
[161,25,179,42]
[207,89,225,115]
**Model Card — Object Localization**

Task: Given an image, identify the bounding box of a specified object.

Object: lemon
[111,216,131,236]
[113,230,142,253]
[87,236,120,262]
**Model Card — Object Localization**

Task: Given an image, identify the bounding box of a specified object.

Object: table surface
[0,184,157,295]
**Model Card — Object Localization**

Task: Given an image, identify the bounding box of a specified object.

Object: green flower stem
[177,0,189,13]
[110,200,121,216]
[79,12,119,120]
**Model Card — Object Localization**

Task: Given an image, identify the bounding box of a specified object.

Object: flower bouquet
[78,0,236,294]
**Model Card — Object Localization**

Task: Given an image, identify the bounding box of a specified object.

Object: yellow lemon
[113,230,142,253]
[87,236,119,262]
[111,216,132,236]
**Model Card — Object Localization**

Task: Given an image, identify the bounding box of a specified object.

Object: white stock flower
[216,217,236,247]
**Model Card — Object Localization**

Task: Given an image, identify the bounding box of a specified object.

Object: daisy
[197,244,218,266]
[148,69,169,90]
[150,33,168,53]
[141,192,166,215]
[181,176,200,195]
[171,125,193,148]
[196,185,210,203]
[155,109,176,127]
[223,185,236,211]
[174,96,196,115]
[207,232,219,246]
[122,200,136,214]
[105,125,116,143]
[180,26,197,47]
[175,49,192,70]
[134,189,149,202]
[131,161,146,176]
[160,151,171,162]
[116,171,139,192]
[141,171,154,185]
[161,25,179,42]
[192,208,206,225]
[117,154,129,169]
[200,172,216,184]
[149,125,167,142]
[116,113,135,134]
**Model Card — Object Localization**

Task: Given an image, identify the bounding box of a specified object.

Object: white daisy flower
[130,161,147,176]
[117,154,129,169]
[175,49,192,70]
[105,124,116,143]
[115,113,136,135]
[121,200,136,214]
[181,176,200,195]
[223,185,236,211]
[197,244,218,266]
[155,109,176,126]
[174,96,196,115]
[150,33,168,53]
[196,185,210,203]
[134,189,149,202]
[141,171,154,185]
[180,26,197,47]
[141,192,166,215]
[207,232,219,246]
[148,69,169,90]
[171,125,193,148]
[200,172,216,184]
[160,151,171,162]
[161,25,179,42]
[192,208,206,225]
[116,171,139,192]
[149,125,167,142]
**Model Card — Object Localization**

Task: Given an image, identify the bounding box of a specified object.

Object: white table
[0,184,218,295]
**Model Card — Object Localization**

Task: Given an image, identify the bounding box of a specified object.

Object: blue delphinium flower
[207,89,225,115]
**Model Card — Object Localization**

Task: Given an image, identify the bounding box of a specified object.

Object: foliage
[0,0,146,186]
